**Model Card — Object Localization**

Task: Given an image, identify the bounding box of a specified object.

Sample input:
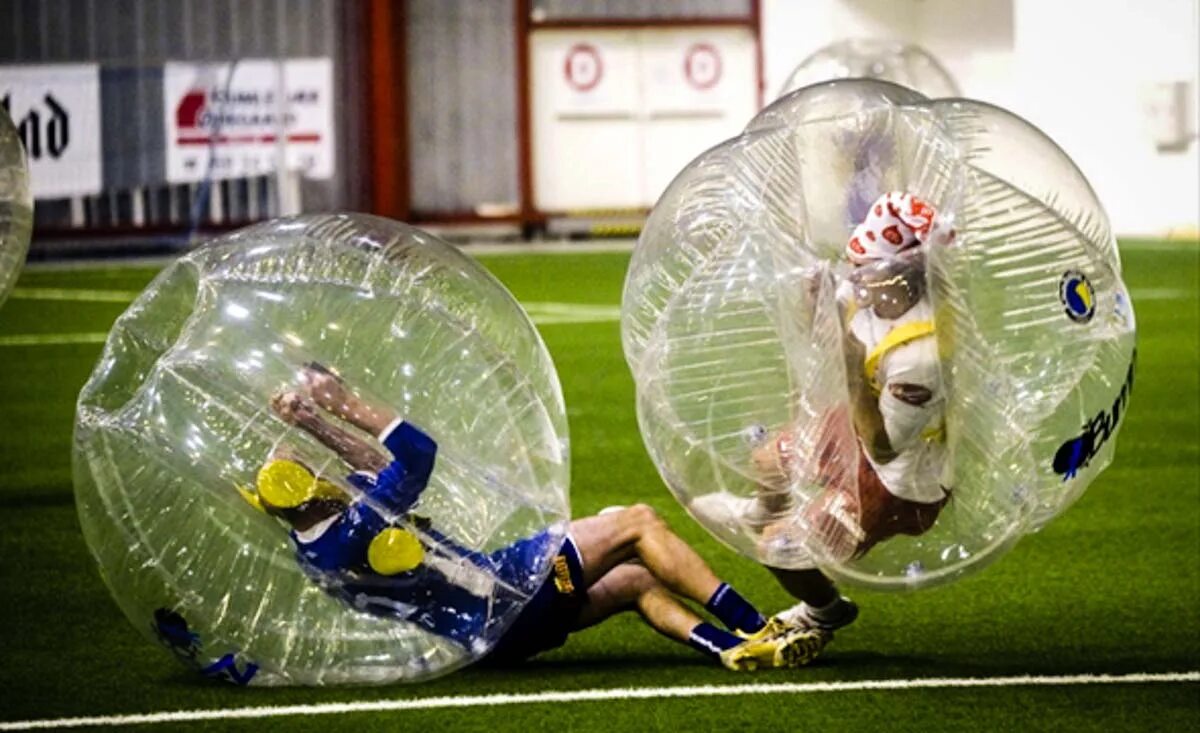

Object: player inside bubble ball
[695,191,954,633]
[239,363,828,670]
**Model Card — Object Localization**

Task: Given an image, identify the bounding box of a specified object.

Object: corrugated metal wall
[404,0,754,218]
[407,0,519,215]
[531,0,752,20]
[0,0,366,231]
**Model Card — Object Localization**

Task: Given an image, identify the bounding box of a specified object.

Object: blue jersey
[291,420,437,575]
[289,420,555,649]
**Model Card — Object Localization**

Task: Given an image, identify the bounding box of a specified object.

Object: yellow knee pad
[368,527,425,575]
[255,459,346,509]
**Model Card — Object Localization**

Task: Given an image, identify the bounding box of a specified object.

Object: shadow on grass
[0,490,75,509]
[479,652,711,674]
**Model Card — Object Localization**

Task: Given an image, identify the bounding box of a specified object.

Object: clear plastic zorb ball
[74,215,571,684]
[622,80,1135,590]
[778,39,959,100]
[0,105,33,308]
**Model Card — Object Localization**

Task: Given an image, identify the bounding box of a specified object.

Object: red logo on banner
[176,90,207,128]
[172,87,322,146]
[684,43,722,90]
[564,43,603,92]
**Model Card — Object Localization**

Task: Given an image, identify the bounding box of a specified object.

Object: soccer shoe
[720,622,830,671]
[776,597,860,632]
[730,614,790,641]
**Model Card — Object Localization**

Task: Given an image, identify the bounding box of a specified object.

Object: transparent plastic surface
[74,215,571,685]
[778,39,960,100]
[0,107,32,309]
[623,80,1135,591]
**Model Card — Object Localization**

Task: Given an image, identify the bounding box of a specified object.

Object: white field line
[21,255,179,272]
[2,284,1190,347]
[19,237,1194,273]
[465,239,636,256]
[0,302,619,348]
[0,332,109,347]
[8,289,625,316]
[8,287,142,303]
[1120,239,1200,251]
[1132,287,1194,300]
[0,671,1195,731]
[21,240,637,273]
[8,286,1189,307]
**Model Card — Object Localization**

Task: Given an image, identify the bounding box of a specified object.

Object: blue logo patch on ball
[1059,270,1096,323]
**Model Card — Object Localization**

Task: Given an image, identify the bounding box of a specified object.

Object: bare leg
[754,432,854,615]
[272,391,389,473]
[568,505,722,607]
[302,364,398,436]
[769,568,839,608]
[573,564,703,644]
[747,433,800,522]
[572,520,833,669]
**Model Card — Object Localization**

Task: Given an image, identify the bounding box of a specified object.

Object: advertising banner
[0,64,103,199]
[163,58,335,183]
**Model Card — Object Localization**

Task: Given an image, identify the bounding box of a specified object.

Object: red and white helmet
[846,192,944,264]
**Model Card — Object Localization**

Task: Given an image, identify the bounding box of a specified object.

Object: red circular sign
[684,43,722,90]
[564,43,603,92]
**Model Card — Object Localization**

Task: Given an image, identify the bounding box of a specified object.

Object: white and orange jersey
[842,192,951,504]
[848,294,948,505]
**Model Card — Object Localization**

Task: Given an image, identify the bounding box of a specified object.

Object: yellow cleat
[720,621,830,671]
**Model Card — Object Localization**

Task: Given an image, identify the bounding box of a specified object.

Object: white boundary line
[0,671,1195,731]
[0,303,620,347]
[21,240,637,273]
[1119,239,1199,251]
[21,255,179,273]
[3,285,1192,345]
[0,332,109,347]
[6,287,1189,307]
[9,287,143,303]
[20,236,1194,273]
[1131,288,1194,300]
[465,239,636,256]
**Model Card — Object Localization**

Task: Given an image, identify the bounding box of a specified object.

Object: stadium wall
[761,0,1199,238]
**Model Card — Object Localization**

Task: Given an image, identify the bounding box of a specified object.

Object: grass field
[0,240,1196,732]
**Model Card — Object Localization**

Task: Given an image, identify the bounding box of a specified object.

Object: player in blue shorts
[245,364,828,670]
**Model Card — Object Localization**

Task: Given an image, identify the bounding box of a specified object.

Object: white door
[531,27,758,212]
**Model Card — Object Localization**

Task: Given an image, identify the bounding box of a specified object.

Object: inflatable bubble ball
[0,105,32,309]
[622,79,1135,591]
[74,214,571,685]
[778,39,959,100]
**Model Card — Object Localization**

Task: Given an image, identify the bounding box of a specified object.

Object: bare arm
[842,334,897,463]
[304,365,398,436]
[272,391,389,473]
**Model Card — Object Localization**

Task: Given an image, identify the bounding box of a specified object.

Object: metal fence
[407,0,520,216]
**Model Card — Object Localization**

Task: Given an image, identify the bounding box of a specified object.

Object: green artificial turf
[0,241,1196,731]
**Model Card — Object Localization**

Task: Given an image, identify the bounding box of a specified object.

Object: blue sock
[687,622,743,661]
[705,583,766,634]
